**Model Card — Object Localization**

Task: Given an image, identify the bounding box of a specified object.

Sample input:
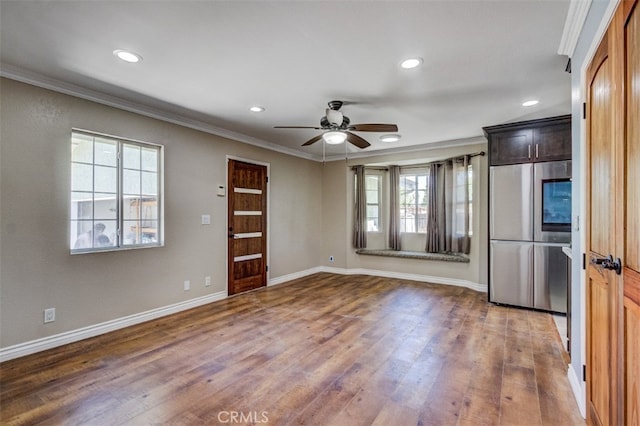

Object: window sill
[355,249,470,263]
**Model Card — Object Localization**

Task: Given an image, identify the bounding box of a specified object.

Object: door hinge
[582,102,586,119]
[583,364,586,382]
[266,176,269,183]
[265,265,269,272]
[582,253,586,270]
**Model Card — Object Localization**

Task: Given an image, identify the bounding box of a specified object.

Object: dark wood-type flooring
[0,273,585,425]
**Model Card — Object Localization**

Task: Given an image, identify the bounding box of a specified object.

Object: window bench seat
[356,249,470,263]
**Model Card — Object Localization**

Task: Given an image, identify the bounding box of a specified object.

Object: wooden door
[623,1,640,423]
[586,1,639,424]
[227,159,268,296]
[585,18,622,426]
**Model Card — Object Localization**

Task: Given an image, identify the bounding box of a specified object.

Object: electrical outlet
[184,280,190,291]
[329,255,334,262]
[44,308,56,323]
[205,276,211,287]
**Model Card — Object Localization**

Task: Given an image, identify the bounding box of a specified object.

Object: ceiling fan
[274,100,398,149]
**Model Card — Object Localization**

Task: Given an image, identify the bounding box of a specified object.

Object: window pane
[94,138,117,166]
[123,144,141,169]
[70,220,93,249]
[418,189,428,206]
[71,220,116,249]
[123,196,141,220]
[123,220,158,245]
[94,193,117,220]
[367,205,379,219]
[141,171,158,195]
[71,192,93,220]
[96,220,117,248]
[416,212,427,233]
[72,134,93,163]
[365,175,378,189]
[141,147,158,171]
[95,165,117,193]
[124,197,158,220]
[418,175,428,190]
[123,169,141,195]
[71,163,93,192]
[366,189,378,204]
[140,197,159,220]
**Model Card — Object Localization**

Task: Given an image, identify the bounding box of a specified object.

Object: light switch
[201,214,211,225]
[217,185,226,196]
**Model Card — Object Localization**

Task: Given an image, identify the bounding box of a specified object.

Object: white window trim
[70,129,165,254]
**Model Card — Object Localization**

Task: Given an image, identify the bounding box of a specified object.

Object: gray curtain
[353,165,367,249]
[425,164,439,252]
[425,155,472,255]
[388,165,401,250]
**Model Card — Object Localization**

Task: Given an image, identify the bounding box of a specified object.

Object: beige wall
[0,78,322,348]
[0,78,489,351]
[322,143,489,287]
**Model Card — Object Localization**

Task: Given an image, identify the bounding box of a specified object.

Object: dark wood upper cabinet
[483,115,571,166]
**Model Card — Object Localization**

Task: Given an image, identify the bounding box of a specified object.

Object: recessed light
[401,58,423,69]
[380,134,401,143]
[249,106,265,113]
[113,49,142,63]
[522,100,539,107]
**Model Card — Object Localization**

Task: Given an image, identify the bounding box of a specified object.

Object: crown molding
[0,63,316,161]
[558,0,592,57]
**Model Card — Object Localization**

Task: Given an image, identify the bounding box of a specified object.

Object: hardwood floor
[0,273,584,425]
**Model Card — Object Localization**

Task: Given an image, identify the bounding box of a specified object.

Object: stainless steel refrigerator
[489,161,571,313]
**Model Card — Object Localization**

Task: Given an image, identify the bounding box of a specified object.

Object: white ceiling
[0,0,572,160]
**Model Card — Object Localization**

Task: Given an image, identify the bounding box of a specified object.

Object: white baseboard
[318,266,487,293]
[2,267,484,362]
[0,291,226,363]
[268,266,324,286]
[568,364,586,419]
[269,266,485,292]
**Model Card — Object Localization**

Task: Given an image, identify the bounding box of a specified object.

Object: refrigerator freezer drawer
[490,164,533,241]
[533,244,569,313]
[490,241,534,307]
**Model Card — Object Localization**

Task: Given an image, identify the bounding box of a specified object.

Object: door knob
[591,254,622,275]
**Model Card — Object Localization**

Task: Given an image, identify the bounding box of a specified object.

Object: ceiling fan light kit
[274,100,399,150]
[323,131,347,145]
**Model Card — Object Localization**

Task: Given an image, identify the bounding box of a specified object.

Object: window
[399,173,429,233]
[453,165,473,237]
[70,131,163,253]
[365,174,381,232]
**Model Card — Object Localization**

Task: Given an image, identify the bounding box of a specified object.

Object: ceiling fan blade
[274,126,322,129]
[346,132,371,149]
[348,123,398,132]
[302,134,324,146]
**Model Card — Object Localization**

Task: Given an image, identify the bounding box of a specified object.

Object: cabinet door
[533,123,571,162]
[489,129,533,165]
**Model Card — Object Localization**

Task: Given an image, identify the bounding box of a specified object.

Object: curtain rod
[351,151,485,171]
